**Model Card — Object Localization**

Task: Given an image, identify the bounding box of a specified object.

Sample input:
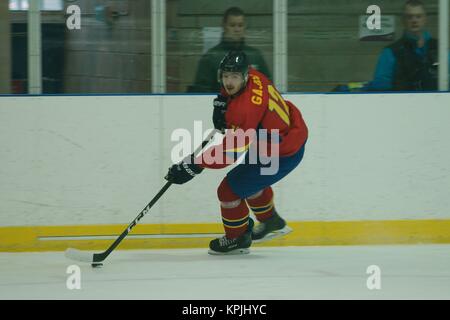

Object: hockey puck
[91,263,103,268]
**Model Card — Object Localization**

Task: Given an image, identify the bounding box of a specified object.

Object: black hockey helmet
[217,50,249,86]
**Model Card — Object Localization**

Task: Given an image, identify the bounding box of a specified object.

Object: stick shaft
[92,129,217,263]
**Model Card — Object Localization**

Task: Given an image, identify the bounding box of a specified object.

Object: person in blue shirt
[367,0,448,91]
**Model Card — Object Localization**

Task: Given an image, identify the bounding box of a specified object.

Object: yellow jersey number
[268,85,290,125]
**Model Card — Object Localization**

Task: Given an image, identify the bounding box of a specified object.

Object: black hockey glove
[213,95,228,134]
[165,155,204,185]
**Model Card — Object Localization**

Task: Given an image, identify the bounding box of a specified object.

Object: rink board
[1,93,450,252]
[1,219,450,252]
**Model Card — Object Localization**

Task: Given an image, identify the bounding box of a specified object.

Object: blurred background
[0,0,448,94]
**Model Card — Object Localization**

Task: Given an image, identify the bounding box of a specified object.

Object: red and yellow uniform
[195,68,308,239]
[197,67,308,169]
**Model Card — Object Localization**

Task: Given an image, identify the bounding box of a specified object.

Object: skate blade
[208,248,250,255]
[252,225,293,244]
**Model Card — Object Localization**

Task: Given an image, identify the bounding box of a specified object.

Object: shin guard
[217,178,249,239]
[246,187,275,222]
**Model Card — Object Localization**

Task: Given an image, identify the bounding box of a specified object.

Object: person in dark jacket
[187,7,271,93]
[367,0,449,91]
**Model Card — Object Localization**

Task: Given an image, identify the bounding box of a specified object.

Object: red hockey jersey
[197,68,308,169]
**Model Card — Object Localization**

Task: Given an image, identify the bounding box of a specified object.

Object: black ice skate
[252,211,292,243]
[208,219,254,255]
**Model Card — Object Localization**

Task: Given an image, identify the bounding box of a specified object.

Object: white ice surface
[1,245,449,300]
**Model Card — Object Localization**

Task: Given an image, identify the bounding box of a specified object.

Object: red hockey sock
[217,178,249,239]
[246,187,275,222]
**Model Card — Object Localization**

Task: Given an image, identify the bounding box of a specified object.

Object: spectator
[187,7,271,93]
[367,0,448,91]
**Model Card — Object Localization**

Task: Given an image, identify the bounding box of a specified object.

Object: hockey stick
[65,129,218,265]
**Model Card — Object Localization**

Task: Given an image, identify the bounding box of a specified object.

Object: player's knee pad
[217,178,241,208]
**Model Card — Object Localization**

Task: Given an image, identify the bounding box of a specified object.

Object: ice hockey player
[166,51,308,255]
